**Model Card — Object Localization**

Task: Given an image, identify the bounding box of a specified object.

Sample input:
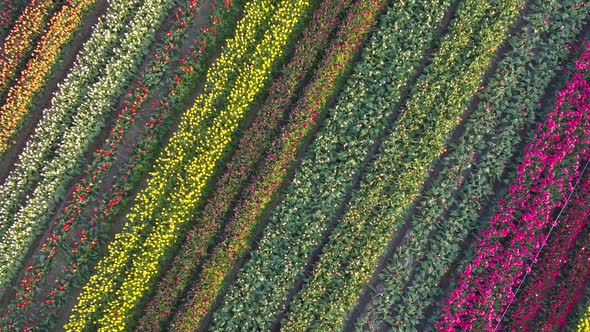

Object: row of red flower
[438,41,590,331]
[0,0,238,330]
[169,0,385,329]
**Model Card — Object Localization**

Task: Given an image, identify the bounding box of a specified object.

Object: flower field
[1,0,590,331]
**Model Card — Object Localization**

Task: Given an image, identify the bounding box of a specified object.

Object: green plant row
[207,0,455,329]
[170,0,386,330]
[282,0,523,330]
[355,0,589,330]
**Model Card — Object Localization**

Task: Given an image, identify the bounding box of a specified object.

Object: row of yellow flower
[63,0,276,326]
[0,0,56,97]
[580,306,590,331]
[62,1,276,327]
[64,0,310,330]
[0,0,96,154]
[134,0,278,227]
[0,0,96,155]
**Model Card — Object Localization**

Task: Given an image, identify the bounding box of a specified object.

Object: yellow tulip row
[65,0,310,330]
[579,307,590,332]
[64,2,276,328]
[0,0,96,155]
[134,0,277,228]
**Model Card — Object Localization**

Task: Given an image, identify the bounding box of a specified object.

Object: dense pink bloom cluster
[509,175,590,331]
[438,41,590,331]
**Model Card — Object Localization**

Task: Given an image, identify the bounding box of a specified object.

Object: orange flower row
[0,0,96,155]
[0,0,56,95]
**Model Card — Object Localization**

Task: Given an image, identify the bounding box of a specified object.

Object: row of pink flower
[510,172,590,331]
[437,41,590,331]
[507,173,590,331]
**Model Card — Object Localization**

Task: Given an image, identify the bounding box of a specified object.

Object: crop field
[0,0,590,331]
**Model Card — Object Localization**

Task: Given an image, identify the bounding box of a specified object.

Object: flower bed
[283,0,522,330]
[0,1,243,330]
[65,1,312,330]
[208,0,456,329]
[438,42,590,331]
[170,0,384,330]
[356,1,589,330]
[136,0,354,329]
[509,173,590,331]
[0,0,98,155]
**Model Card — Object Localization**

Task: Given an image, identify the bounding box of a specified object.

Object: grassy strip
[171,1,384,330]
[283,0,522,330]
[208,0,454,329]
[0,2,244,330]
[355,1,589,330]
[0,0,98,156]
[64,1,312,330]
[135,0,353,329]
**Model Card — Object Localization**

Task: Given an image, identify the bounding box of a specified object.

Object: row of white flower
[0,0,175,288]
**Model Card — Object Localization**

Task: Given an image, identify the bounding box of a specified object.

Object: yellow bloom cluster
[579,307,590,332]
[65,0,310,330]
[0,0,96,155]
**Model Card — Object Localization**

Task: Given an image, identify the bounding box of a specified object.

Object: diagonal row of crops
[1,0,590,330]
[0,0,99,156]
[0,0,174,292]
[0,0,244,330]
[356,0,590,330]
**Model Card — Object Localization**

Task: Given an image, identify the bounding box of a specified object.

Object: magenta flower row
[438,41,590,331]
[507,173,590,330]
